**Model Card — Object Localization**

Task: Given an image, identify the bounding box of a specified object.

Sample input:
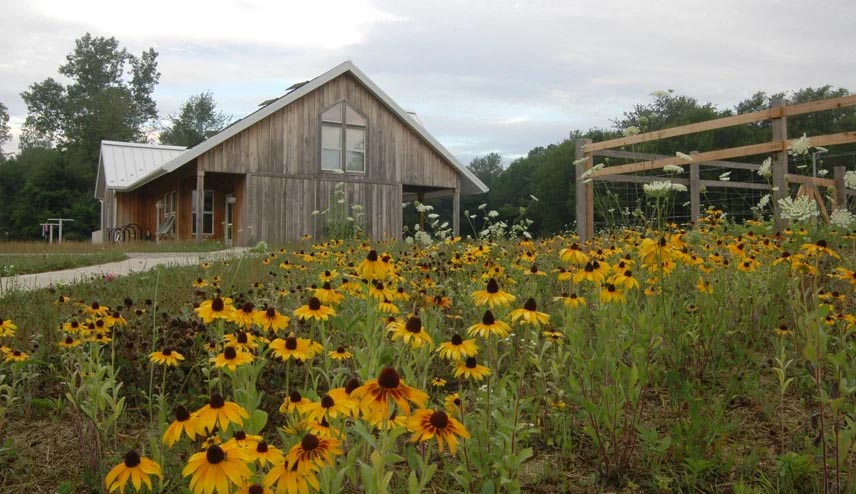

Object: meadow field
[1,213,855,494]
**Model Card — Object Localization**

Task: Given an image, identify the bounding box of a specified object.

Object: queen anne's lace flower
[643,180,685,198]
[844,170,856,190]
[757,157,772,178]
[788,133,811,156]
[778,195,819,222]
[830,209,856,229]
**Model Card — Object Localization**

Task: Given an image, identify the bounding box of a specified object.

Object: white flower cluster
[830,208,856,229]
[845,170,856,190]
[757,157,772,179]
[758,194,771,209]
[643,180,685,198]
[788,133,811,157]
[675,151,693,162]
[663,164,684,174]
[579,163,605,182]
[777,195,819,222]
[623,126,640,137]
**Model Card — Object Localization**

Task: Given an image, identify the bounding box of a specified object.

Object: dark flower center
[266,308,276,318]
[451,334,463,345]
[429,410,449,429]
[249,485,264,494]
[175,405,190,421]
[465,357,478,369]
[405,316,422,333]
[659,237,667,247]
[523,298,537,311]
[234,430,247,440]
[482,310,495,325]
[323,282,332,290]
[206,445,225,464]
[301,433,320,451]
[336,346,346,354]
[64,336,74,344]
[289,391,303,402]
[366,250,379,261]
[210,393,226,409]
[197,278,203,284]
[212,298,225,311]
[241,302,255,313]
[162,348,172,356]
[607,284,616,293]
[486,278,499,294]
[378,367,401,389]
[321,395,335,408]
[92,302,101,310]
[237,332,248,344]
[382,255,390,263]
[817,239,828,248]
[123,450,141,468]
[345,377,361,394]
[224,346,237,359]
[308,297,322,311]
[285,337,298,350]
[70,321,79,329]
[256,441,269,453]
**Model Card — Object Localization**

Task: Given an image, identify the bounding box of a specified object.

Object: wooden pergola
[574,95,856,242]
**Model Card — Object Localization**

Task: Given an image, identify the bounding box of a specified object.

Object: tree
[160,92,231,147]
[21,33,160,164]
[467,152,504,188]
[0,102,10,161]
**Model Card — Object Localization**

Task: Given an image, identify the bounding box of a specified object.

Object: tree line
[1,33,853,241]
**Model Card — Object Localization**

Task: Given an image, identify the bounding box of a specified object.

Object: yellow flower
[293,297,336,321]
[351,367,428,422]
[298,393,357,423]
[358,250,391,280]
[3,349,29,363]
[105,450,162,493]
[387,315,433,349]
[436,334,479,361]
[58,335,82,349]
[559,243,589,264]
[471,278,516,308]
[454,357,492,381]
[555,293,586,309]
[467,310,511,338]
[407,409,470,455]
[328,346,352,360]
[182,443,252,494]
[248,440,285,468]
[284,433,342,475]
[314,282,344,305]
[162,405,197,447]
[224,331,259,352]
[269,335,317,362]
[509,298,551,326]
[280,390,312,414]
[193,277,209,288]
[254,307,290,333]
[231,302,258,329]
[195,297,236,324]
[211,346,254,372]
[194,393,249,435]
[599,284,626,304]
[149,348,185,366]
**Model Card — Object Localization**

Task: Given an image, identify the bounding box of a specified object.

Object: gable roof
[95,141,187,198]
[123,61,488,194]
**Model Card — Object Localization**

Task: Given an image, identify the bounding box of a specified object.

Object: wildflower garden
[2,205,856,494]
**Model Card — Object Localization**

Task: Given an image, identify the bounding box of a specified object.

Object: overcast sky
[1,0,854,164]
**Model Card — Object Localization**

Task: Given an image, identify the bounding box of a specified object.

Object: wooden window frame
[191,189,215,236]
[320,101,367,174]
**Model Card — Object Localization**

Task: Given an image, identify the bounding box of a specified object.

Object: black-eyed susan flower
[194,393,249,435]
[211,346,254,372]
[254,307,290,333]
[163,405,197,447]
[182,443,252,494]
[319,269,338,283]
[314,282,344,305]
[225,331,258,352]
[559,243,589,265]
[471,278,516,308]
[555,292,586,309]
[196,296,236,324]
[236,483,274,494]
[444,393,462,414]
[454,357,492,381]
[280,390,312,414]
[269,335,316,362]
[801,239,839,258]
[509,298,551,326]
[407,409,470,454]
[263,458,320,494]
[467,310,511,338]
[328,346,352,360]
[249,440,285,468]
[351,367,428,421]
[368,281,396,301]
[293,297,336,321]
[388,315,433,349]
[599,284,626,304]
[224,430,263,450]
[432,377,447,388]
[84,301,110,317]
[436,334,479,361]
[3,349,29,363]
[149,348,185,366]
[285,433,342,474]
[232,302,258,329]
[58,335,82,349]
[573,260,606,284]
[542,330,564,343]
[61,319,82,334]
[358,250,390,280]
[298,393,357,423]
[193,277,209,288]
[105,450,162,494]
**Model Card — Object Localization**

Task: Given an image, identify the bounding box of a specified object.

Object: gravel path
[0,248,250,293]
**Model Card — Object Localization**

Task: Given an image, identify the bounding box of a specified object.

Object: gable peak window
[321,102,366,173]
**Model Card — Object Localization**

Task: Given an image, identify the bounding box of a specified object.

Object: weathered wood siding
[196,72,456,243]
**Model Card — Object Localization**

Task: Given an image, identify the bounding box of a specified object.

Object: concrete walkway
[0,248,250,293]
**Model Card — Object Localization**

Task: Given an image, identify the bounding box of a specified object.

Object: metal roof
[95,141,186,198]
[127,61,488,195]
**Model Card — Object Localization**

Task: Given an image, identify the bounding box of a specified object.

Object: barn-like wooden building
[94,61,487,245]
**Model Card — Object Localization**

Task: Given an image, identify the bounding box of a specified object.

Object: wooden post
[575,138,592,243]
[195,171,205,242]
[834,166,847,209]
[689,151,700,223]
[417,192,425,232]
[452,188,460,237]
[770,98,788,232]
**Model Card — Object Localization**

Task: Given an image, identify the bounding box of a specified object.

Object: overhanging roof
[95,141,186,198]
[125,61,488,194]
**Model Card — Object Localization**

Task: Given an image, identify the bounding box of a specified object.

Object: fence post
[834,166,847,210]
[575,138,592,243]
[689,151,701,223]
[770,98,788,232]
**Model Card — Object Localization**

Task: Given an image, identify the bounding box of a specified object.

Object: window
[191,190,214,235]
[321,102,366,173]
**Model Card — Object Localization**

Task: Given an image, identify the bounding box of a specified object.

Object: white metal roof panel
[99,141,186,190]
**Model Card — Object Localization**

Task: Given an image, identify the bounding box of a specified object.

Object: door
[225,195,235,246]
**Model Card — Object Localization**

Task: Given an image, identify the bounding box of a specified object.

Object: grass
[0,251,129,276]
[0,239,229,255]
[1,218,855,494]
